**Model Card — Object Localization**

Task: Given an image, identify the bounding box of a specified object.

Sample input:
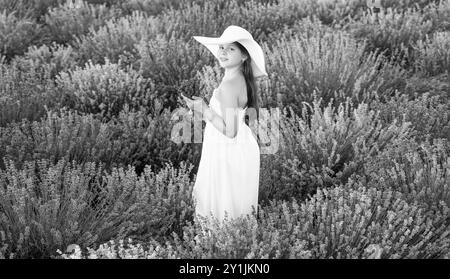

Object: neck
[223,65,241,80]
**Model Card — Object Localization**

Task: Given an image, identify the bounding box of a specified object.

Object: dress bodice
[209,88,248,120]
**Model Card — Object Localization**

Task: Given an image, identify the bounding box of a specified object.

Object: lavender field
[0,0,449,259]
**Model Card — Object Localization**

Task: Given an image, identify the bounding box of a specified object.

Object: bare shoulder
[218,74,246,105]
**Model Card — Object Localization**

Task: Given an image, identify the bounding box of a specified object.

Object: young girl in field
[181,25,268,229]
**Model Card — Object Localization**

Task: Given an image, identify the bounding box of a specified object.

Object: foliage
[370,91,450,142]
[12,42,79,79]
[118,0,192,16]
[56,184,449,259]
[0,10,44,60]
[411,31,450,76]
[259,96,413,205]
[135,34,214,111]
[55,59,155,119]
[0,0,62,21]
[0,106,198,175]
[0,159,195,258]
[44,0,122,45]
[73,11,158,65]
[263,30,407,115]
[346,6,434,64]
[0,59,58,127]
[150,0,308,43]
[360,136,450,211]
[0,0,449,259]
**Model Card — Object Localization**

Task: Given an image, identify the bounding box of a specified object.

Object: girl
[182,25,268,229]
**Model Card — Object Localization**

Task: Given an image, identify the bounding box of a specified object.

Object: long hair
[234,41,259,125]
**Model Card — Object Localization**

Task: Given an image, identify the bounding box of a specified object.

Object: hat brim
[193,36,268,78]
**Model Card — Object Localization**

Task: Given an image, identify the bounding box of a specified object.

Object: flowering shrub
[0,59,58,126]
[55,240,159,259]
[403,76,450,108]
[259,96,413,205]
[194,64,223,100]
[382,0,442,10]
[262,31,407,115]
[298,0,368,26]
[118,0,190,16]
[84,0,120,5]
[12,42,79,79]
[56,59,155,119]
[160,0,365,41]
[0,106,199,175]
[73,11,158,65]
[265,16,335,46]
[149,0,304,43]
[411,31,450,76]
[44,0,122,45]
[0,10,43,60]
[422,0,450,32]
[0,158,195,258]
[370,91,450,142]
[0,0,62,21]
[361,136,450,211]
[56,184,449,259]
[346,5,436,62]
[136,34,214,110]
[74,0,315,65]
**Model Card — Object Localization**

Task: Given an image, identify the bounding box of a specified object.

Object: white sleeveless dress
[192,88,260,226]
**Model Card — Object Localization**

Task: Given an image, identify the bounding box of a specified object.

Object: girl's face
[217,43,247,69]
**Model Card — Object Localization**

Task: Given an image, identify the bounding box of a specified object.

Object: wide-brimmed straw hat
[193,25,268,78]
